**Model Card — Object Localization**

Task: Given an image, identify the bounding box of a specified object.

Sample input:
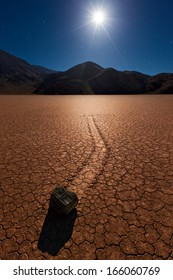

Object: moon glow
[92,10,106,26]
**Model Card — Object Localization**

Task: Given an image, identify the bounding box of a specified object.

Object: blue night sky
[0,0,173,75]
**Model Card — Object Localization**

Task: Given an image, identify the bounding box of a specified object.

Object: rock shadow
[38,206,77,256]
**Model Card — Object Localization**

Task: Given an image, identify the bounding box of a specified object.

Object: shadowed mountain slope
[0,50,173,94]
[34,62,104,94]
[89,68,149,94]
[34,63,150,95]
[0,50,57,94]
[147,73,173,93]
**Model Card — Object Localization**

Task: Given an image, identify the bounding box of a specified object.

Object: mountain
[0,49,173,94]
[88,68,149,94]
[32,65,57,75]
[147,73,173,93]
[0,50,57,94]
[34,62,149,94]
[35,63,173,94]
[63,61,104,80]
[34,62,104,94]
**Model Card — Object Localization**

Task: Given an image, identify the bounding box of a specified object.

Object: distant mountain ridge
[147,73,173,94]
[0,49,173,94]
[32,65,57,75]
[0,50,57,94]
[88,67,149,94]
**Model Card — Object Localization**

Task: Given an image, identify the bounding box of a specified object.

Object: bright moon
[92,10,106,25]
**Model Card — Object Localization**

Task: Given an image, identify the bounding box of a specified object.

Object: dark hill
[32,65,57,76]
[88,68,149,94]
[35,63,149,94]
[34,61,104,94]
[0,50,57,94]
[1,49,173,94]
[64,61,104,80]
[147,73,173,93]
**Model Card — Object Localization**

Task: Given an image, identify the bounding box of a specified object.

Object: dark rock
[50,187,78,215]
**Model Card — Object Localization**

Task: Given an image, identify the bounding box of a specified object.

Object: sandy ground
[0,95,173,260]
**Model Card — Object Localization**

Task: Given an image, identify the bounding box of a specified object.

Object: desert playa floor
[0,95,173,260]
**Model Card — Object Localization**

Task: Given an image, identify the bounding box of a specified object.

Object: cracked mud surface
[0,95,173,260]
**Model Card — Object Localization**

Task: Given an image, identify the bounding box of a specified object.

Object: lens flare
[92,10,106,25]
